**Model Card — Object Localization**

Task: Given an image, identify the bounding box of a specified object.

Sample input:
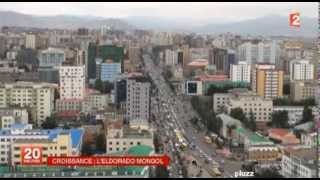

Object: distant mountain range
[0,11,317,37]
[0,11,134,30]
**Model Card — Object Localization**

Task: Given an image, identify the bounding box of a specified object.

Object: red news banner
[47,155,170,167]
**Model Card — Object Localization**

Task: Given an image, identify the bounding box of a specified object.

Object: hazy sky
[0,2,317,22]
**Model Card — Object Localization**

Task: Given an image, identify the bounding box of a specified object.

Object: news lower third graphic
[21,146,170,167]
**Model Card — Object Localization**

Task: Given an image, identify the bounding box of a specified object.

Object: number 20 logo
[21,146,42,165]
[290,12,300,27]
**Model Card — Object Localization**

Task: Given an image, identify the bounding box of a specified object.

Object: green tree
[155,166,169,178]
[271,111,290,128]
[41,116,58,129]
[254,168,283,178]
[63,123,70,129]
[94,79,103,92]
[301,105,314,124]
[103,81,114,94]
[248,110,256,131]
[81,142,93,156]
[230,108,246,122]
[163,66,173,80]
[95,133,106,152]
[283,83,290,95]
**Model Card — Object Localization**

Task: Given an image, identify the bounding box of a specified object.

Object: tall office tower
[230,62,251,83]
[59,66,85,100]
[39,47,66,67]
[0,82,57,126]
[128,47,142,67]
[237,40,280,64]
[181,45,190,67]
[0,35,5,58]
[209,47,228,74]
[289,59,314,81]
[251,64,283,99]
[87,43,124,80]
[96,59,121,82]
[114,78,127,108]
[126,76,150,128]
[25,34,38,49]
[76,49,86,66]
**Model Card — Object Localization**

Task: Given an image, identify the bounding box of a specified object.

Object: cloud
[0,2,317,21]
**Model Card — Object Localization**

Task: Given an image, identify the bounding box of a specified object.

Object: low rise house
[234,127,279,162]
[105,114,154,154]
[268,128,300,145]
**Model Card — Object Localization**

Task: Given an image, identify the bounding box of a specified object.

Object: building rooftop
[0,81,58,88]
[15,139,53,144]
[268,128,291,137]
[127,76,150,83]
[187,59,208,67]
[194,74,228,82]
[123,128,152,139]
[55,110,80,118]
[1,126,84,149]
[126,145,153,156]
[249,133,272,144]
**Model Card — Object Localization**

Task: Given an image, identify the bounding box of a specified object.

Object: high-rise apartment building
[96,59,121,82]
[226,92,273,130]
[59,66,85,100]
[0,82,57,126]
[230,62,251,83]
[209,47,228,74]
[164,49,178,66]
[126,76,150,128]
[237,40,280,64]
[25,34,39,49]
[39,47,65,67]
[251,64,283,99]
[290,80,319,102]
[289,59,314,81]
[87,43,124,80]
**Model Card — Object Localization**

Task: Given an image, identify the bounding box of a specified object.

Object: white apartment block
[226,93,273,129]
[82,93,110,113]
[0,124,34,165]
[237,40,280,64]
[105,119,153,154]
[213,93,230,113]
[164,49,178,66]
[126,77,150,127]
[0,124,83,166]
[25,34,38,49]
[0,82,57,126]
[273,106,319,126]
[289,59,314,81]
[0,108,29,129]
[39,47,66,67]
[59,66,85,100]
[230,61,251,83]
[213,89,250,113]
[301,132,319,147]
[281,147,318,178]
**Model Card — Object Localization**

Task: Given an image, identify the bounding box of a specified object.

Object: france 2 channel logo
[289,12,301,27]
